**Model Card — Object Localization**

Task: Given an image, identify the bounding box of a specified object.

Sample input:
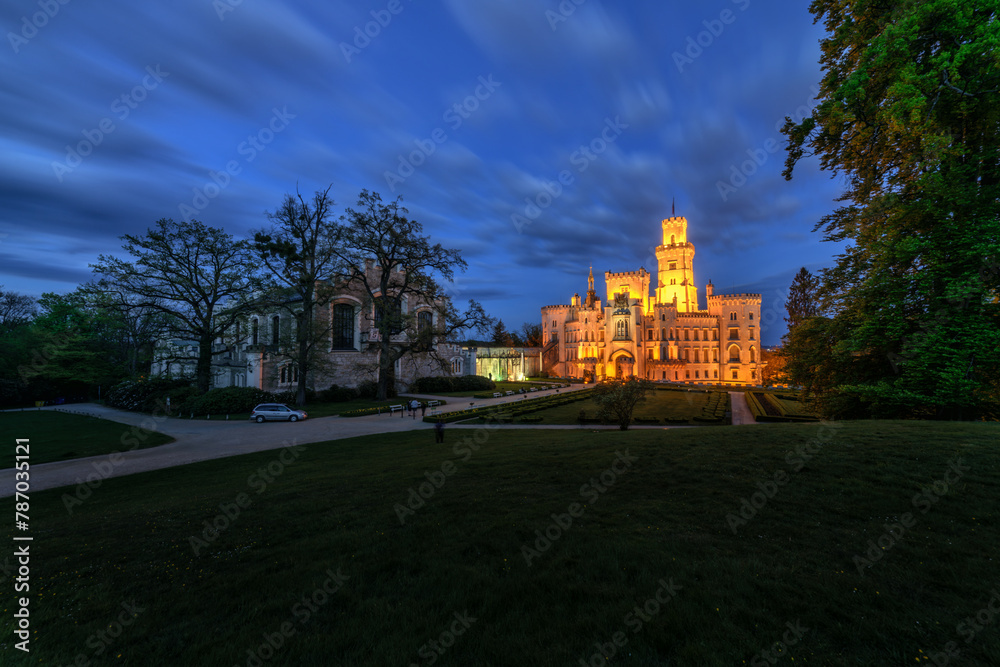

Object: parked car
[249,403,307,423]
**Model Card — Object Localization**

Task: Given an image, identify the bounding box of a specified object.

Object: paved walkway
[0,384,590,497]
[3,384,755,497]
[728,391,759,426]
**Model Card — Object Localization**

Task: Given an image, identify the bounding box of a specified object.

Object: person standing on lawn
[434,420,444,443]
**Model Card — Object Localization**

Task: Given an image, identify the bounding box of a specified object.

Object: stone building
[540,215,762,385]
[151,262,465,393]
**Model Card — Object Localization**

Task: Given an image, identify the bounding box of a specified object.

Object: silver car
[249,403,307,423]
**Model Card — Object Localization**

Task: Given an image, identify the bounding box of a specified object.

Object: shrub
[411,375,494,393]
[320,384,360,402]
[452,375,495,391]
[106,378,194,413]
[187,387,278,415]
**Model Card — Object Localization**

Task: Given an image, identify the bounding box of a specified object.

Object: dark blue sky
[1,0,843,346]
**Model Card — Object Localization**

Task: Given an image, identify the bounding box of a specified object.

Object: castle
[541,215,762,385]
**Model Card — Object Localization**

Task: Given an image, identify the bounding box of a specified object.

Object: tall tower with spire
[585,266,597,308]
[655,215,698,311]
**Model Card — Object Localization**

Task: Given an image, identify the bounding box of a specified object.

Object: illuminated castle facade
[540,215,762,385]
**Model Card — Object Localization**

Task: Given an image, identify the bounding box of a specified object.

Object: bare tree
[0,287,36,333]
[92,219,261,393]
[335,190,493,400]
[253,186,344,406]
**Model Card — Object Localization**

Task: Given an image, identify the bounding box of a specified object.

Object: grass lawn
[528,387,730,424]
[0,411,174,468]
[425,381,560,397]
[3,421,998,665]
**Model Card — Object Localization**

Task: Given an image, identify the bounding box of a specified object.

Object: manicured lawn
[3,421,999,665]
[425,381,560,397]
[0,410,174,468]
[528,387,730,424]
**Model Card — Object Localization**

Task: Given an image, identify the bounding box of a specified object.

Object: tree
[0,287,36,333]
[593,377,652,430]
[334,190,493,401]
[783,268,821,333]
[490,319,519,346]
[254,187,343,406]
[782,0,1000,419]
[92,219,261,394]
[520,322,543,347]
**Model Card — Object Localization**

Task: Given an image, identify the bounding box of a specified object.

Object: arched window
[728,345,741,363]
[418,310,433,332]
[661,328,666,340]
[251,319,259,346]
[670,234,675,244]
[271,315,280,346]
[750,347,756,363]
[332,303,355,349]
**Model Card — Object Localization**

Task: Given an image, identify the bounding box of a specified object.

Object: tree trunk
[196,332,213,394]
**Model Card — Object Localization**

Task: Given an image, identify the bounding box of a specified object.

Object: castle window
[713,330,718,341]
[730,312,737,321]
[714,370,718,379]
[271,315,280,346]
[333,304,355,349]
[662,371,666,380]
[750,347,756,363]
[695,370,700,379]
[732,369,739,380]
[693,330,699,341]
[685,370,690,379]
[694,349,700,363]
[728,346,741,363]
[251,319,259,346]
[684,329,690,341]
[647,329,653,340]
[729,328,740,340]
[675,371,678,380]
[749,312,754,321]
[599,330,605,342]
[713,349,718,363]
[749,327,756,340]
[418,310,433,333]
[669,262,677,270]
[670,235,675,245]
[751,370,756,380]
[647,348,653,360]
[661,328,666,340]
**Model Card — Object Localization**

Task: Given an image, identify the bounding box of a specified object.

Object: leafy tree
[782,0,1000,419]
[490,319,520,346]
[334,190,493,401]
[253,187,343,406]
[92,219,261,394]
[593,377,652,430]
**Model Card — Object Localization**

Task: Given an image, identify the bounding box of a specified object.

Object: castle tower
[655,216,698,311]
[585,266,597,308]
